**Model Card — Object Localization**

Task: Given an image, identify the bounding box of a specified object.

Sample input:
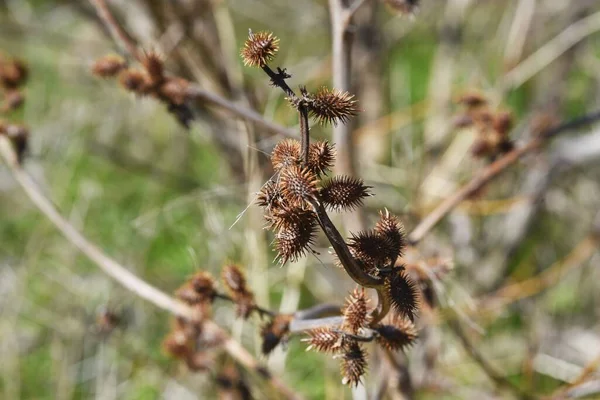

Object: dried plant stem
[328,0,365,232]
[89,0,140,60]
[309,199,383,288]
[408,109,600,245]
[259,65,310,163]
[0,136,300,400]
[186,84,295,138]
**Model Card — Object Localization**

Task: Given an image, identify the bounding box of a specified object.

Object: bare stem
[89,0,140,60]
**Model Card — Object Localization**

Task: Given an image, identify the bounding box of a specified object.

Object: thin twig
[0,136,301,400]
[185,84,295,138]
[408,109,600,245]
[89,0,140,60]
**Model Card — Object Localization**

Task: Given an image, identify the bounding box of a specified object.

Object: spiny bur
[241,30,280,67]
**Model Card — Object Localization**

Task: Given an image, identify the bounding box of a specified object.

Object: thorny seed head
[158,77,189,105]
[307,87,359,126]
[118,68,150,95]
[342,287,372,334]
[267,205,317,233]
[457,91,488,109]
[163,329,195,359]
[256,180,284,211]
[375,313,417,352]
[306,140,336,176]
[493,111,513,136]
[1,90,25,112]
[303,327,344,353]
[279,165,319,206]
[241,30,280,67]
[348,230,392,270]
[320,176,371,212]
[91,54,127,78]
[261,314,292,355]
[0,58,28,89]
[274,216,318,264]
[271,138,301,171]
[221,264,256,319]
[340,342,367,387]
[375,209,406,262]
[141,50,165,85]
[189,271,217,303]
[386,267,419,322]
[222,264,247,294]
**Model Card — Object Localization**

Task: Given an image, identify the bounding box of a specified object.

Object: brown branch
[408,109,600,245]
[185,84,296,138]
[89,0,140,60]
[0,136,301,400]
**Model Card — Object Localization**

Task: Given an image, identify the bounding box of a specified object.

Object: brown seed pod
[141,50,165,85]
[0,58,28,89]
[307,87,359,126]
[340,342,367,387]
[189,271,217,303]
[493,111,513,136]
[279,165,319,206]
[274,217,317,264]
[261,314,292,355]
[307,140,336,176]
[348,230,391,269]
[457,91,487,109]
[91,54,127,78]
[375,313,417,352]
[163,329,195,359]
[221,265,256,319]
[158,77,189,105]
[342,287,372,334]
[385,268,419,322]
[118,68,150,95]
[374,210,406,262]
[303,327,343,353]
[221,264,248,295]
[320,175,371,212]
[1,90,25,112]
[257,180,284,211]
[267,205,316,232]
[271,138,301,171]
[241,30,280,67]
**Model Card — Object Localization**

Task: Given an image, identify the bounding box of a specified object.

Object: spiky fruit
[375,314,417,351]
[307,140,336,176]
[241,30,280,67]
[307,87,359,126]
[271,139,301,171]
[385,268,419,322]
[342,287,371,334]
[280,165,319,206]
[303,327,343,353]
[340,342,367,387]
[320,176,371,212]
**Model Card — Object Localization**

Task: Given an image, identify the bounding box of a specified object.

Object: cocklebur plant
[244,30,420,386]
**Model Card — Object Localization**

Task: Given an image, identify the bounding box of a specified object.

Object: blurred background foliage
[1,0,600,399]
